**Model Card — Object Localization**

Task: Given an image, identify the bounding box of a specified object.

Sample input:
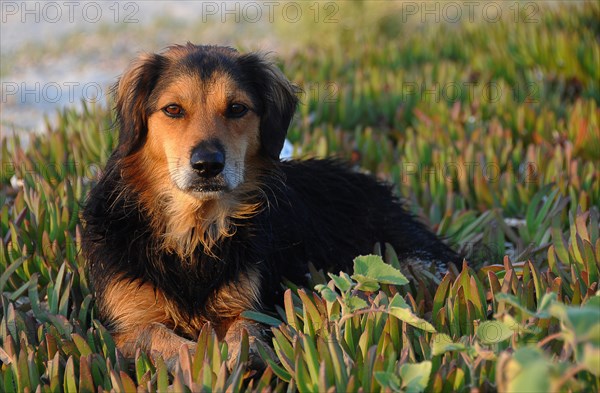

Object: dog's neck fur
[157,190,261,259]
[120,154,271,260]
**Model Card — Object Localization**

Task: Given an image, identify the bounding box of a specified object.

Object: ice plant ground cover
[1,2,599,392]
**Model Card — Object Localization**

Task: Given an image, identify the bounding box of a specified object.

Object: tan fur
[101,278,201,339]
[100,271,260,344]
[101,278,196,365]
[204,268,263,320]
[100,272,260,370]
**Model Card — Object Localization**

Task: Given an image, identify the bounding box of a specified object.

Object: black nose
[190,141,225,178]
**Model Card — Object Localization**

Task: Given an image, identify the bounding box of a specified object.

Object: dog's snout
[190,141,225,178]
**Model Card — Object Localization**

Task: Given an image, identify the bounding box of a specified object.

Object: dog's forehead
[165,46,240,82]
[155,73,244,106]
[151,47,260,103]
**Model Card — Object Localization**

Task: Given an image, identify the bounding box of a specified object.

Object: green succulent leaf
[476,321,514,344]
[431,334,467,356]
[241,310,283,327]
[352,254,409,291]
[388,294,436,332]
[400,361,432,393]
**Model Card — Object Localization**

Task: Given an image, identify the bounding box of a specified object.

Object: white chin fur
[189,190,225,200]
[170,162,244,195]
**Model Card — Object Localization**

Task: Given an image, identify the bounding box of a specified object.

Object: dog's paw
[226,334,273,371]
[151,341,197,373]
[224,319,275,371]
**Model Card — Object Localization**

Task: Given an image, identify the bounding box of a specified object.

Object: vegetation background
[1,1,599,391]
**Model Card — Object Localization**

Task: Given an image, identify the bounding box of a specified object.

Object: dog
[82,43,460,370]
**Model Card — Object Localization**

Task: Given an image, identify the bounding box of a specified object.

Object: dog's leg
[205,269,273,370]
[115,323,196,371]
[99,278,200,371]
[223,318,276,371]
[115,322,196,372]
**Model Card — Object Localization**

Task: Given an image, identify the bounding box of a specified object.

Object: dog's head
[113,43,298,200]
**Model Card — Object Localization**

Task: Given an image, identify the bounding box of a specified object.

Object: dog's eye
[226,103,248,118]
[163,104,184,118]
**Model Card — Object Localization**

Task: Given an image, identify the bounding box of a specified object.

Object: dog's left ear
[238,54,299,160]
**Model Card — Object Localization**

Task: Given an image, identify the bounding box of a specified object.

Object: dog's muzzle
[184,140,230,194]
[190,140,225,178]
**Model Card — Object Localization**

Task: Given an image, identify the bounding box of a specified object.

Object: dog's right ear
[113,53,166,157]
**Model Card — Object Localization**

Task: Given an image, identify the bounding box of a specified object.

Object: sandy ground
[0,0,301,138]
